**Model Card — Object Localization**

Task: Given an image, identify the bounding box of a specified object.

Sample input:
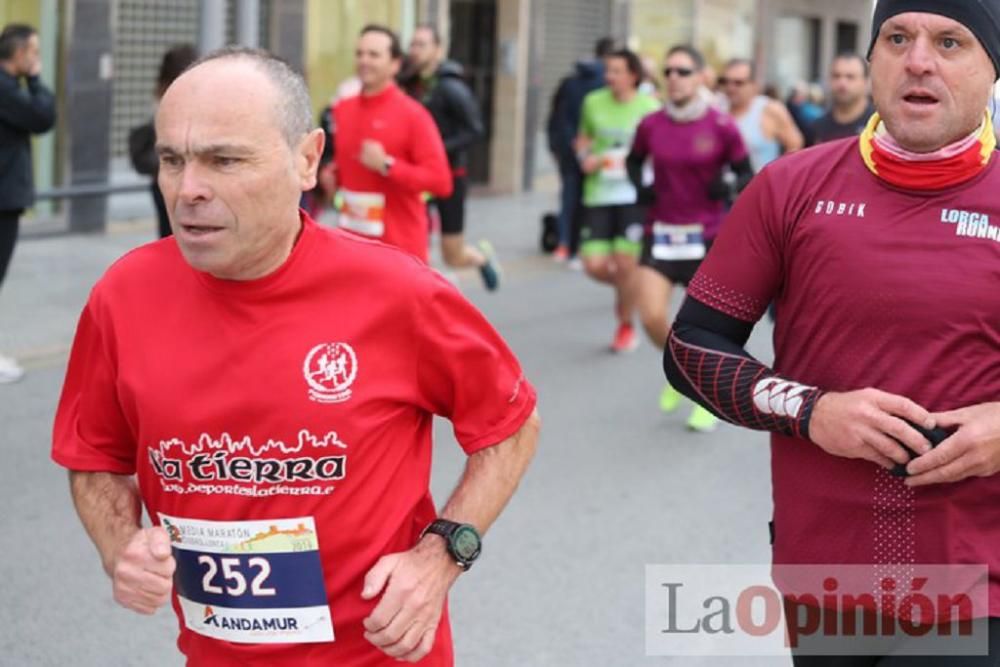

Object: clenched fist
[110,526,176,615]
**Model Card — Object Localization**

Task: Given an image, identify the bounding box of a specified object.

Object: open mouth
[903,92,939,106]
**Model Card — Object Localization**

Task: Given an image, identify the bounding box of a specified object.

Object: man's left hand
[360,140,388,173]
[906,402,1000,486]
[361,537,462,662]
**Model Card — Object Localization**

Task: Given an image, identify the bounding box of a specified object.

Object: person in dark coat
[128,44,197,239]
[0,23,56,383]
[400,24,500,291]
[546,37,614,262]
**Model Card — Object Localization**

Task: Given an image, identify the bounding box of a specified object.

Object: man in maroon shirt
[665,0,1000,663]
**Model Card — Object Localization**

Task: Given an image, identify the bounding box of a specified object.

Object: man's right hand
[110,526,176,615]
[809,389,935,469]
[580,155,601,174]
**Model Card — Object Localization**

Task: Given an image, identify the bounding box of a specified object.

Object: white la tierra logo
[304,343,358,403]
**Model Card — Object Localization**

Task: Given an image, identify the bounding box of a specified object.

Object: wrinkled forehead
[878,11,978,41]
[157,60,284,145]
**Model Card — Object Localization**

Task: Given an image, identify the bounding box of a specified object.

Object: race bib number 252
[159,514,335,644]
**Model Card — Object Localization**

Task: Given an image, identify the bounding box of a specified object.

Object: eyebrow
[881,19,974,40]
[936,28,973,39]
[156,143,256,157]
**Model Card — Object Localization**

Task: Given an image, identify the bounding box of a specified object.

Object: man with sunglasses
[627,45,751,431]
[667,0,1000,662]
[721,58,803,172]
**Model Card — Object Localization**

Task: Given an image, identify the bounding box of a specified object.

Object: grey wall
[65,0,114,232]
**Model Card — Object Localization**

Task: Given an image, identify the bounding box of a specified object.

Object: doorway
[448,0,496,184]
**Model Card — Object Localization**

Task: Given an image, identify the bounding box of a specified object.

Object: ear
[297,128,326,191]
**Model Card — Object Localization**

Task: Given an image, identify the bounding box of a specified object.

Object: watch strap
[423,518,459,539]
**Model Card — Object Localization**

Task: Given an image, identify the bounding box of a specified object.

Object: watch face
[452,526,481,561]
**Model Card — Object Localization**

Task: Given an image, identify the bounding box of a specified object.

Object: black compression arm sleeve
[731,156,754,194]
[665,297,825,440]
[626,149,655,206]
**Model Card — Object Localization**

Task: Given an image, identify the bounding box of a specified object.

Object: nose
[177,162,212,205]
[903,35,935,77]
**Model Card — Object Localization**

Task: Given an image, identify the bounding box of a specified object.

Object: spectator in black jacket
[128,44,197,238]
[546,37,614,263]
[0,23,55,383]
[401,24,500,291]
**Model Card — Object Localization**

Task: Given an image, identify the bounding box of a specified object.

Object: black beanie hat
[867,0,1000,79]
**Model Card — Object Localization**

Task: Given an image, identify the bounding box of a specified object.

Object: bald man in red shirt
[320,24,452,263]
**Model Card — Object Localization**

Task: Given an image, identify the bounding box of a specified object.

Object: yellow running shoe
[659,384,682,413]
[686,404,719,433]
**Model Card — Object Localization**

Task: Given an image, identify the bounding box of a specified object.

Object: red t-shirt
[690,138,1000,613]
[51,213,536,665]
[333,84,452,263]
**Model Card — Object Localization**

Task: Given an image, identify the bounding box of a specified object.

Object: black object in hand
[890,420,954,478]
[636,185,656,206]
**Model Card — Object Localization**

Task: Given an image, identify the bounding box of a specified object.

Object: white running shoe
[0,354,24,384]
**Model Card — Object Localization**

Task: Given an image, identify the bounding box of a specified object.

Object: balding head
[154,48,325,281]
[166,47,313,147]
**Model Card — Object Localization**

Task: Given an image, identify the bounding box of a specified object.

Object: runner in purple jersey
[626,44,752,432]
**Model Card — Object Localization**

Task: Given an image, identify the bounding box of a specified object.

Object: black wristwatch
[381,155,395,176]
[422,519,482,571]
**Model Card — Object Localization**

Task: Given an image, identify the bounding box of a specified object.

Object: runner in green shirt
[577,49,661,353]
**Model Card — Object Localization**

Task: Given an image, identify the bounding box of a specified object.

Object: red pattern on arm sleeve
[668,333,823,439]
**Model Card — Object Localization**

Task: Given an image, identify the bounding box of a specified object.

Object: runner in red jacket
[321,25,452,264]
